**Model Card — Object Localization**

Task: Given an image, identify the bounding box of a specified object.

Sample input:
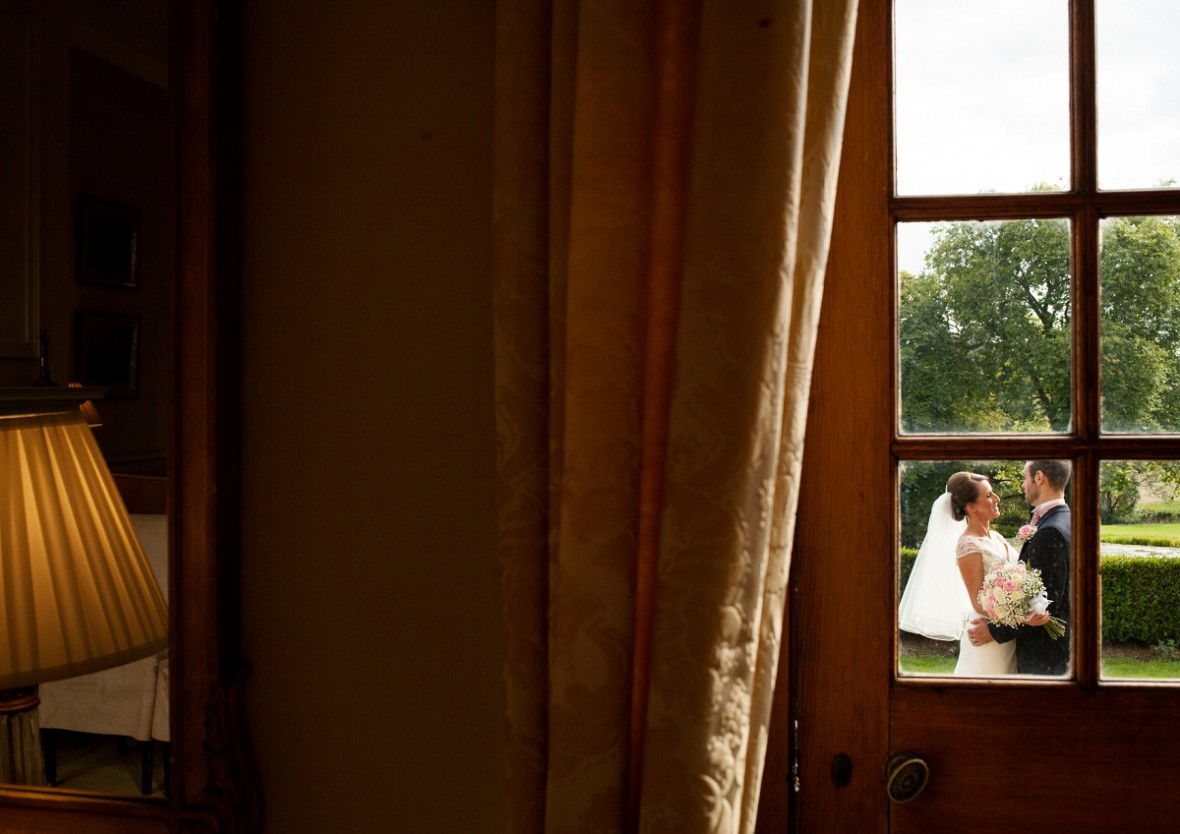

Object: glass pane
[898,460,1072,678]
[1097,1,1180,190]
[895,0,1069,196]
[1100,216,1180,432]
[1100,460,1180,681]
[898,219,1072,433]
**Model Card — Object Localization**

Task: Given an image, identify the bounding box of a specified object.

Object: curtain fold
[493,2,858,832]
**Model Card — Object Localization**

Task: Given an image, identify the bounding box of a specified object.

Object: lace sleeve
[955,535,982,560]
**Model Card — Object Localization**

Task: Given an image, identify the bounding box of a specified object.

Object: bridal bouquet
[978,561,1066,639]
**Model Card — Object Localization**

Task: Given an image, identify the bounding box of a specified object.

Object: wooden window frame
[891,0,1180,689]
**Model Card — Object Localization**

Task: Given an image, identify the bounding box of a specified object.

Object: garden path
[1101,543,1180,558]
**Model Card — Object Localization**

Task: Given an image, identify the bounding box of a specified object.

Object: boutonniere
[1016,523,1038,543]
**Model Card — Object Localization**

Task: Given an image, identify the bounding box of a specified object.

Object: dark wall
[239,1,504,831]
[66,48,172,473]
[0,29,172,478]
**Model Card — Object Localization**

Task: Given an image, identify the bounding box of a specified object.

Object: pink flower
[1017,524,1038,542]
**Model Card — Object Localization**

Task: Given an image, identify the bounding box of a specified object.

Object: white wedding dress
[953,531,1017,676]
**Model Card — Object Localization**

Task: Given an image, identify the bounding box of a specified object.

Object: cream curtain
[493,2,858,832]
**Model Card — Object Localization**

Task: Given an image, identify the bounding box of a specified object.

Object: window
[893,0,1180,681]
[786,3,1180,830]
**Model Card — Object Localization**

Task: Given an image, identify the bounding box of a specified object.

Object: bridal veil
[898,492,972,640]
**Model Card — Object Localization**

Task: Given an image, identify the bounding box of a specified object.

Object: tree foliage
[899,214,1180,522]
[1100,215,1180,431]
[900,218,1072,432]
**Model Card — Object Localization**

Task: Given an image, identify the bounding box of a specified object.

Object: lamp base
[0,686,44,786]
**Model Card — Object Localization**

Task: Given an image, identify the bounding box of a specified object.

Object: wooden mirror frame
[0,2,260,832]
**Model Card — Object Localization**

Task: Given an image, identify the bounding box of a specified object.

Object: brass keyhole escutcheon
[886,753,929,803]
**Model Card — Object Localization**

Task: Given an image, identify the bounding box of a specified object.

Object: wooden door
[788,1,1180,831]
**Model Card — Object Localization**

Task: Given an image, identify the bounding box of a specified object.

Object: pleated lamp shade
[0,410,168,690]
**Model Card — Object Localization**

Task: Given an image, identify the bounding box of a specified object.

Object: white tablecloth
[38,514,169,741]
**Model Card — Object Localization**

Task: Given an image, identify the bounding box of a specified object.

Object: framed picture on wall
[76,195,140,289]
[75,311,139,398]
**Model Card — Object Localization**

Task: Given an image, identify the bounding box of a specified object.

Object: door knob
[885,753,929,803]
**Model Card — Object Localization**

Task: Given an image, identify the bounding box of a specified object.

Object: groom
[967,460,1071,675]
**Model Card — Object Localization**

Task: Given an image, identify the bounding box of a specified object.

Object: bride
[898,471,1016,676]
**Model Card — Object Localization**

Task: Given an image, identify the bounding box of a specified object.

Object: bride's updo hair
[946,471,988,521]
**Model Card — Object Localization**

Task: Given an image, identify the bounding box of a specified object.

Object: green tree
[1100,215,1180,431]
[901,214,1180,433]
[900,218,1071,432]
[1100,461,1145,523]
[899,212,1180,518]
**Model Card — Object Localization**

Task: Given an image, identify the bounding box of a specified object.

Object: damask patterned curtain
[492,2,858,832]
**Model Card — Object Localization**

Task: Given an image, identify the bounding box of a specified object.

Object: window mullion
[1070,0,1097,194]
[1073,207,1100,686]
[1073,206,1100,442]
[1071,0,1100,688]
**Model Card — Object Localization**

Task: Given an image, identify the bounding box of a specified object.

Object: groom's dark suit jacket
[988,504,1071,675]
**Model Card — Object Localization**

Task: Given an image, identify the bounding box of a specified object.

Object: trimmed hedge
[1137,503,1180,524]
[1101,556,1180,644]
[898,549,1180,645]
[899,547,917,596]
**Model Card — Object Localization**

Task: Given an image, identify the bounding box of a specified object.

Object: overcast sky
[893,0,1180,273]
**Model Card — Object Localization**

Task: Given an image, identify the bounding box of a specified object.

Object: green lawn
[1101,522,1180,546]
[1101,657,1180,678]
[898,656,955,674]
[899,654,1180,678]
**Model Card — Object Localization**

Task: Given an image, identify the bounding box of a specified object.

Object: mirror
[0,1,172,798]
[0,0,258,830]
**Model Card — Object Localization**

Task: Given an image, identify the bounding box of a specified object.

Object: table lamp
[0,410,168,785]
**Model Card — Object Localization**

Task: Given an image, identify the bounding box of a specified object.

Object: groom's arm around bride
[967,461,1072,675]
[977,507,1070,673]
